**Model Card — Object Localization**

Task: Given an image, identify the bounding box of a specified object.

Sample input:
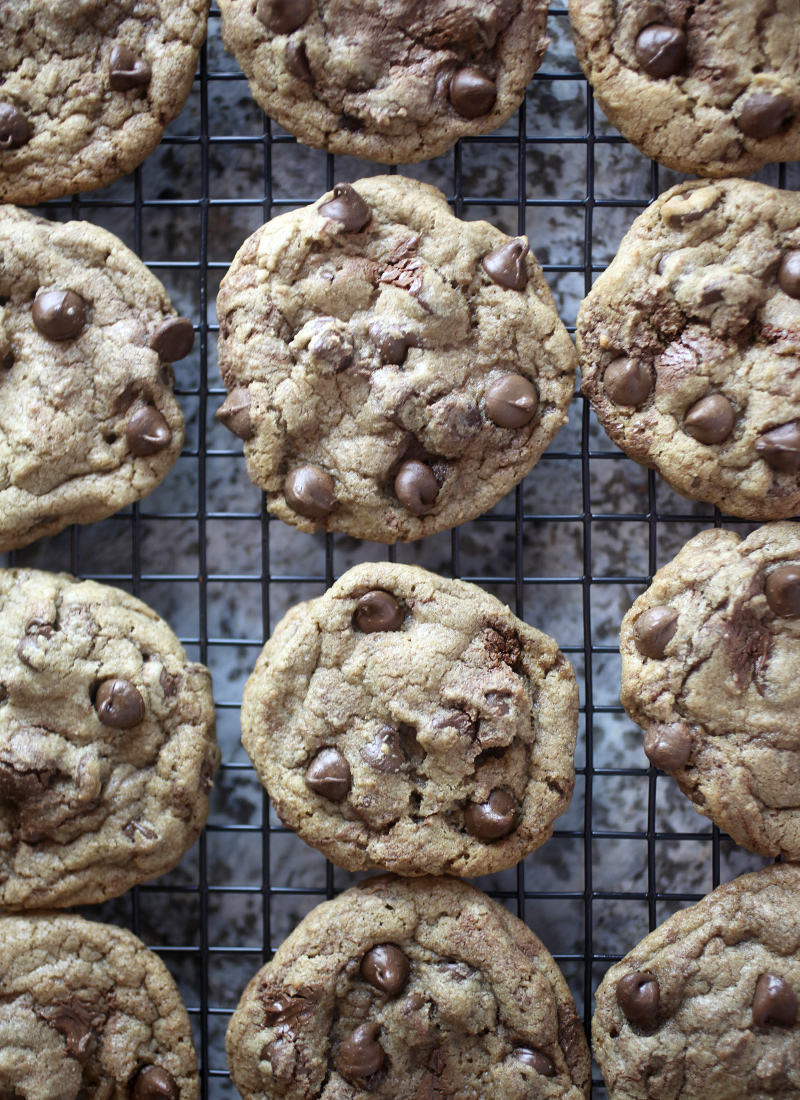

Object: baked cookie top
[241,563,578,877]
[593,863,800,1100]
[216,176,576,543]
[226,874,590,1100]
[0,206,193,553]
[0,0,208,205]
[578,179,800,520]
[569,0,800,177]
[218,0,550,164]
[620,522,800,859]
[0,912,199,1100]
[0,568,219,909]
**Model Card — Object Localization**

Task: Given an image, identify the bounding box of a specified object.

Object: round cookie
[226,874,590,1100]
[0,568,220,909]
[569,0,800,177]
[241,562,578,877]
[0,206,193,553]
[217,0,550,164]
[0,0,208,205]
[593,863,800,1100]
[578,179,800,520]
[0,912,199,1100]
[216,175,577,543]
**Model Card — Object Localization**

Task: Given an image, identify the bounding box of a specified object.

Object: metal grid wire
[2,6,799,1099]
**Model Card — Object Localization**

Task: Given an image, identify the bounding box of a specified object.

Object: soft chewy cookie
[620,522,800,859]
[0,206,194,553]
[0,0,208,205]
[0,912,198,1100]
[578,179,800,520]
[594,863,800,1100]
[218,0,550,164]
[227,874,590,1100]
[241,562,578,877]
[569,0,800,177]
[0,568,219,909]
[216,176,576,543]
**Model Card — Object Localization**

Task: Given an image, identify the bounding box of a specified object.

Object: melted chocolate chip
[0,685,6,703]
[449,67,496,118]
[150,317,194,361]
[216,387,253,439]
[285,40,312,81]
[635,606,678,659]
[95,679,145,729]
[514,1048,555,1077]
[132,1066,178,1100]
[644,723,692,770]
[305,747,351,800]
[778,251,800,299]
[485,375,538,429]
[32,290,86,340]
[257,0,313,32]
[752,974,797,1027]
[336,1023,385,1081]
[604,358,652,407]
[684,394,735,444]
[369,323,414,364]
[284,465,335,518]
[464,789,517,840]
[482,239,529,290]
[0,102,31,149]
[318,183,371,232]
[756,422,800,472]
[616,972,659,1027]
[354,590,404,632]
[737,91,792,138]
[765,564,800,618]
[263,986,321,1037]
[361,944,410,995]
[395,460,439,514]
[49,1003,95,1057]
[126,407,172,456]
[109,45,152,91]
[433,711,477,738]
[361,727,405,773]
[634,25,686,78]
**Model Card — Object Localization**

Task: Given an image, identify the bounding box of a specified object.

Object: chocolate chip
[449,67,496,118]
[0,685,6,703]
[32,290,86,340]
[285,40,312,81]
[132,1066,179,1100]
[126,407,172,456]
[305,748,351,800]
[361,727,405,773]
[318,183,371,232]
[150,317,194,361]
[49,1004,94,1057]
[617,972,659,1027]
[395,460,439,514]
[485,375,538,429]
[95,679,145,729]
[361,945,410,995]
[756,422,800,472]
[336,1023,385,1081]
[683,394,735,444]
[433,711,476,737]
[264,986,321,1037]
[482,239,529,291]
[644,723,692,770]
[514,1048,555,1077]
[216,387,253,439]
[369,323,412,364]
[634,25,686,78]
[779,251,800,299]
[354,590,404,632]
[634,606,678,659]
[765,564,800,618]
[752,974,798,1027]
[464,789,517,840]
[0,102,30,149]
[109,45,152,91]
[284,465,335,518]
[603,358,652,407]
[257,0,313,32]
[160,667,180,696]
[737,91,792,138]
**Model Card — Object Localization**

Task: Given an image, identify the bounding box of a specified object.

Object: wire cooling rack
[3,6,799,1098]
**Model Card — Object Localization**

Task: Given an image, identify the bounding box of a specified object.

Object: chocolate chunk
[305,747,351,800]
[778,251,800,299]
[765,564,800,618]
[752,974,798,1027]
[257,0,313,33]
[449,67,496,118]
[109,45,152,91]
[95,679,145,729]
[49,1003,95,1057]
[284,465,335,518]
[482,239,529,291]
[150,317,194,362]
[0,102,31,149]
[360,944,410,995]
[634,25,686,79]
[285,40,312,82]
[464,789,517,840]
[635,606,678,659]
[737,91,792,138]
[126,406,172,456]
[644,723,692,770]
[603,358,652,407]
[217,387,254,440]
[395,460,439,514]
[369,322,413,364]
[132,1066,179,1100]
[336,1023,385,1081]
[617,972,659,1026]
[756,422,800,473]
[684,394,735,444]
[361,727,405,773]
[32,290,86,340]
[514,1048,555,1077]
[354,590,404,632]
[319,183,371,232]
[485,375,538,429]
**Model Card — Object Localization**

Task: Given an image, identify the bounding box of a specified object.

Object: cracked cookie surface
[241,563,578,877]
[0,568,219,909]
[620,522,800,859]
[0,911,199,1100]
[593,863,800,1100]
[0,0,208,205]
[578,179,800,520]
[216,176,576,543]
[569,0,800,177]
[218,0,550,164]
[226,874,590,1100]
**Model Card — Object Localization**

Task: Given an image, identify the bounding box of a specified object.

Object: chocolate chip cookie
[227,874,590,1100]
[241,562,578,877]
[569,0,800,177]
[620,522,800,859]
[216,176,577,543]
[578,179,800,520]
[0,0,208,205]
[0,567,219,909]
[0,911,199,1100]
[217,0,550,164]
[594,863,800,1100]
[0,206,194,553]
